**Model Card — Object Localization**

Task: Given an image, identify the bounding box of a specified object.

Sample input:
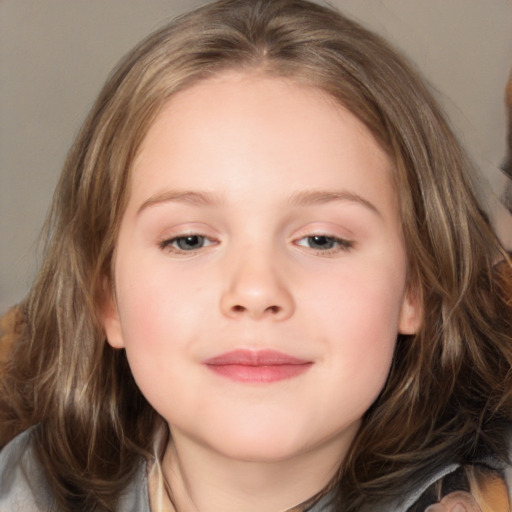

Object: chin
[213,428,310,463]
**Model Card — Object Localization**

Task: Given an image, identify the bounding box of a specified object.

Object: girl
[1,0,511,511]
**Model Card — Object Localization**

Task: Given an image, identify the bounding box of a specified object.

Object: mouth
[203,349,313,383]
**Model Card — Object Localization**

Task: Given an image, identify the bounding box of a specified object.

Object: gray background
[1,0,512,316]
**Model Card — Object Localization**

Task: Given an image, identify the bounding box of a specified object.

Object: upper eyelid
[163,233,217,243]
[158,224,220,240]
[156,224,355,246]
[159,232,218,248]
[159,234,352,257]
[294,234,353,245]
[290,227,354,243]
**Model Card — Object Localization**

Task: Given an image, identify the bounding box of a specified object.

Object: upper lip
[203,349,311,366]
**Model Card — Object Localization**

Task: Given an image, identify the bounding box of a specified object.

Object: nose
[219,251,295,321]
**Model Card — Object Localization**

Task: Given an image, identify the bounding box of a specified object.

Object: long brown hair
[1,1,511,510]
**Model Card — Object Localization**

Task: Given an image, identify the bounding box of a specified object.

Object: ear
[398,286,422,335]
[100,288,126,349]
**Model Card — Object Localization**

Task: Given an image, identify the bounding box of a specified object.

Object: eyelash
[158,234,217,254]
[159,233,353,257]
[294,235,353,255]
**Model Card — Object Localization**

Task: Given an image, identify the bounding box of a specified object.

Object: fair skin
[103,72,421,512]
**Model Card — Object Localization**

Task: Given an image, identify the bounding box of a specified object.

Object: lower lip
[205,362,312,383]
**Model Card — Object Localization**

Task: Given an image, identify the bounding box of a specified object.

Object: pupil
[178,235,202,250]
[310,236,334,249]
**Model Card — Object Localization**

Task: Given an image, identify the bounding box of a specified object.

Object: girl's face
[103,72,421,466]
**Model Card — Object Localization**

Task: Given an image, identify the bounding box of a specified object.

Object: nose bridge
[220,241,294,320]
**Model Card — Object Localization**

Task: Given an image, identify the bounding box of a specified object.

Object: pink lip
[203,349,313,383]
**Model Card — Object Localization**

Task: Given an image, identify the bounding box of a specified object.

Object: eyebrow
[289,190,381,217]
[137,190,224,215]
[137,188,381,217]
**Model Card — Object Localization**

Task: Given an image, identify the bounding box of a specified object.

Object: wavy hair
[1,1,511,510]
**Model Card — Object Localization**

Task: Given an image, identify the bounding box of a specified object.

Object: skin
[103,72,421,512]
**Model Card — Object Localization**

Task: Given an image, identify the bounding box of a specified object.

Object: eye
[295,235,353,254]
[159,234,215,253]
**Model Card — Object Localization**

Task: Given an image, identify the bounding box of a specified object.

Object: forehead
[119,71,405,269]
[131,72,393,195]
[112,73,407,247]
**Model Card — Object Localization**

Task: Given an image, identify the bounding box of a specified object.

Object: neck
[161,427,345,512]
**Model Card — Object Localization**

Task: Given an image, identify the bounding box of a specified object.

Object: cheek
[116,255,206,343]
[113,252,226,392]
[113,264,195,385]
[309,257,407,342]
[117,286,194,419]
[308,261,406,398]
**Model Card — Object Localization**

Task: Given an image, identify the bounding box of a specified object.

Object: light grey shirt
[0,428,510,511]
[0,429,149,512]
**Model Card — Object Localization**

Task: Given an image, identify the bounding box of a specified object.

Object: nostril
[230,304,281,315]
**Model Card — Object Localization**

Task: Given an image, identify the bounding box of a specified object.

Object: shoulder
[0,427,54,511]
[354,430,512,512]
[0,428,151,512]
[117,456,152,512]
[385,436,512,512]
